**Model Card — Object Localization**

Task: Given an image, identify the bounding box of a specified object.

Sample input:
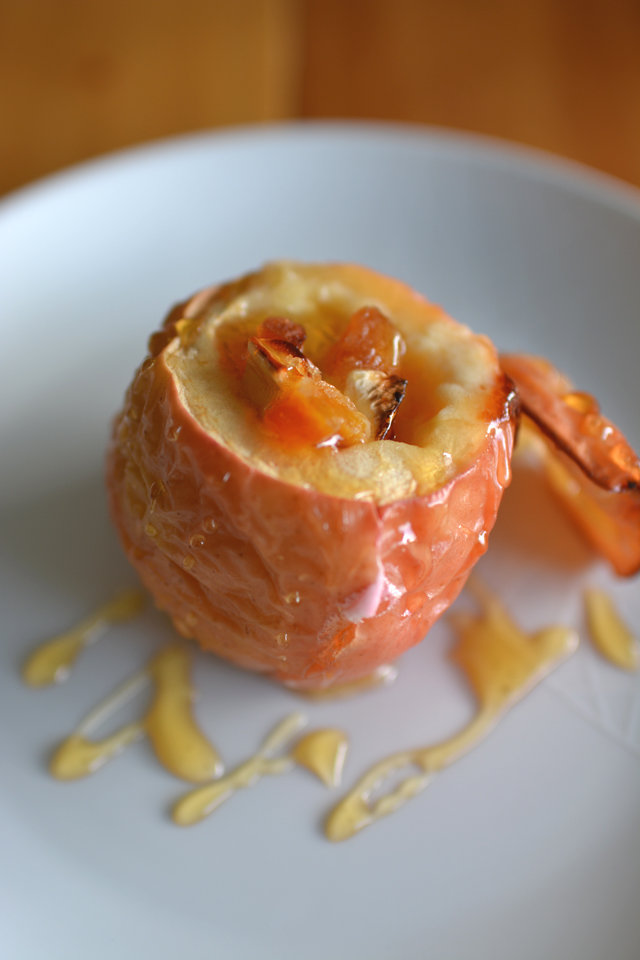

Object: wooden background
[1,0,640,198]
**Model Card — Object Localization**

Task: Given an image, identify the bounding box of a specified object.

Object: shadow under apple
[486,460,594,572]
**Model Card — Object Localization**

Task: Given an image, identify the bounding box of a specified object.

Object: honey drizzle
[325,584,577,841]
[172,717,349,826]
[23,589,145,686]
[49,644,222,783]
[145,644,224,781]
[585,589,639,671]
[172,713,307,826]
[32,586,598,840]
[50,671,148,779]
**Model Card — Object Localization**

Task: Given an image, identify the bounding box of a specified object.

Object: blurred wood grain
[1,0,639,197]
[302,0,640,188]
[0,0,303,195]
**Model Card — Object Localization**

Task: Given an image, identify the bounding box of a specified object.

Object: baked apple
[106,262,518,690]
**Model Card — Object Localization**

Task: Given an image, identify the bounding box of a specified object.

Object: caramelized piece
[503,351,640,576]
[316,305,408,439]
[323,306,405,389]
[501,354,640,493]
[238,306,408,447]
[263,377,371,448]
[242,334,370,448]
[242,336,318,411]
[217,316,307,380]
[255,316,307,348]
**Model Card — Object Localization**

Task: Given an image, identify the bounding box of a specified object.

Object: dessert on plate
[106,262,639,691]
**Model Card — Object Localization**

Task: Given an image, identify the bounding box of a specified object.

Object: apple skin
[106,279,518,690]
[501,353,640,577]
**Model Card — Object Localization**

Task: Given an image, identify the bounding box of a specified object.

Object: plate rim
[1,115,639,960]
[2,119,640,224]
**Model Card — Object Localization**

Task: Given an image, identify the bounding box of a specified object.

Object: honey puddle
[585,589,639,671]
[51,643,223,783]
[23,589,145,686]
[325,583,578,842]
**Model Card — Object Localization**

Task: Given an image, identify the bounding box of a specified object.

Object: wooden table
[1,0,639,197]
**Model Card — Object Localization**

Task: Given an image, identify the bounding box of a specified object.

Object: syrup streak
[325,582,578,841]
[33,584,621,841]
[145,643,224,781]
[584,588,639,672]
[50,643,223,783]
[23,589,146,686]
[50,671,148,779]
[173,716,349,826]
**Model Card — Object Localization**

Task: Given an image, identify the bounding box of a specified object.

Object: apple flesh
[106,263,517,689]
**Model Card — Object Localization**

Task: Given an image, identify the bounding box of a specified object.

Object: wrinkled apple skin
[107,340,516,690]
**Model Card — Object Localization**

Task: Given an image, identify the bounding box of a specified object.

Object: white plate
[1,123,639,960]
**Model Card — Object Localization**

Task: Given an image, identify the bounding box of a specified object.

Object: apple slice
[107,262,517,689]
[501,353,640,576]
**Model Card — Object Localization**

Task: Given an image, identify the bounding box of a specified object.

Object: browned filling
[219,305,408,450]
